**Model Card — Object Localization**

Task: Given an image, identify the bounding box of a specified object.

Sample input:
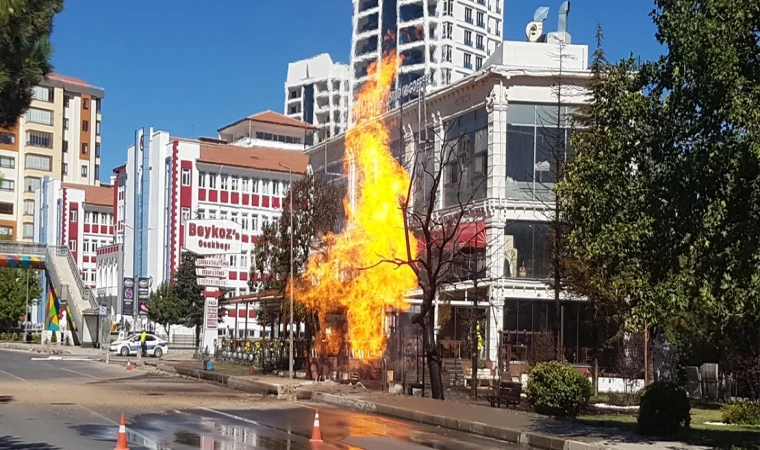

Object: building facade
[349,0,504,113]
[309,38,591,370]
[102,111,309,337]
[285,54,350,143]
[0,74,104,241]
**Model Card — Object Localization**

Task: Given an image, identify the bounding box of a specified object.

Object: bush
[50,332,57,343]
[607,391,642,407]
[0,332,6,341]
[637,381,691,436]
[721,402,760,426]
[525,361,593,417]
[11,332,19,341]
[31,333,41,344]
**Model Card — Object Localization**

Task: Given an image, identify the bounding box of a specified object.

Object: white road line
[76,404,171,449]
[0,368,29,383]
[58,367,102,379]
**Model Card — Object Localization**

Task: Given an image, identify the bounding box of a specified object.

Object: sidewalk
[135,359,710,450]
[0,341,102,356]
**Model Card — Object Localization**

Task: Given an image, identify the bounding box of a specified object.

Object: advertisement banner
[205,298,218,329]
[137,277,150,315]
[184,219,242,255]
[122,277,134,316]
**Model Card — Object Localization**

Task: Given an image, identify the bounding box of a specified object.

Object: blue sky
[50,1,662,183]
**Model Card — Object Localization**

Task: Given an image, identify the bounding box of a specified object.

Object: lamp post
[279,162,294,379]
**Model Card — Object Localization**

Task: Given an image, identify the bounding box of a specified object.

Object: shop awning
[419,220,486,251]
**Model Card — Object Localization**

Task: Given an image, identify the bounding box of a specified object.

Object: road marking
[76,404,169,449]
[57,367,102,379]
[0,368,28,383]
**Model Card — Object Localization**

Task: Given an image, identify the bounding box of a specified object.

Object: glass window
[70,210,77,222]
[208,174,216,189]
[504,221,550,279]
[231,178,239,191]
[24,177,41,192]
[69,239,77,252]
[181,207,190,223]
[81,165,88,177]
[25,154,52,171]
[83,98,90,109]
[241,214,249,230]
[84,212,91,223]
[62,162,68,175]
[221,176,228,190]
[24,200,34,215]
[198,172,206,188]
[31,86,52,102]
[83,239,90,253]
[220,211,228,221]
[197,209,205,219]
[0,179,15,192]
[241,178,249,192]
[181,168,191,186]
[0,225,12,236]
[26,131,52,148]
[251,178,259,193]
[0,202,12,215]
[22,223,34,239]
[252,214,259,232]
[82,120,89,132]
[82,143,89,155]
[0,156,14,168]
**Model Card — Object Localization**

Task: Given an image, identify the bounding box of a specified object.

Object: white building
[349,0,504,114]
[284,54,350,143]
[310,34,592,373]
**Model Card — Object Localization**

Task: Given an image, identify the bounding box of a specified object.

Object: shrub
[0,332,6,341]
[50,332,57,343]
[607,391,641,407]
[526,361,593,417]
[721,402,760,426]
[11,332,19,341]
[637,381,691,436]
[32,334,41,344]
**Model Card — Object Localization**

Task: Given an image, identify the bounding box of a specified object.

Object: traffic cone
[114,412,129,450]
[309,410,323,443]
[126,359,132,371]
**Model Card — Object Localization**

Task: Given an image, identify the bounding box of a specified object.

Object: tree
[0,267,41,330]
[147,282,181,336]
[0,0,64,127]
[173,252,204,346]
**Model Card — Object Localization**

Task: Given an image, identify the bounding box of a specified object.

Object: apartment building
[0,74,104,241]
[349,0,504,112]
[284,53,351,143]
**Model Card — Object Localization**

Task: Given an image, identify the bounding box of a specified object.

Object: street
[0,349,519,449]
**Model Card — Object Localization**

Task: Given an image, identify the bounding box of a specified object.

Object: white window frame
[181,168,191,186]
[181,207,191,223]
[81,165,88,177]
[198,172,206,188]
[70,210,77,222]
[69,239,77,252]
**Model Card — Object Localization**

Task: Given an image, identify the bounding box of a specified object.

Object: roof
[218,110,315,132]
[47,73,92,88]
[62,183,114,207]
[197,142,308,174]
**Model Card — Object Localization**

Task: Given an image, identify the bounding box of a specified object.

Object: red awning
[420,220,486,251]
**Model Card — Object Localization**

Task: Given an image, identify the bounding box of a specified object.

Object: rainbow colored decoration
[0,255,46,270]
[46,278,59,331]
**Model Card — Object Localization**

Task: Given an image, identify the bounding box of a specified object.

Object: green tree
[0,0,64,127]
[147,282,181,336]
[173,252,204,346]
[0,268,41,329]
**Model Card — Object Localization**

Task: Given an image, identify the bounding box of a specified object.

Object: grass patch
[578,408,760,449]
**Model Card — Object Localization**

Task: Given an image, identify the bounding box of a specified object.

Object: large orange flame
[300,54,417,359]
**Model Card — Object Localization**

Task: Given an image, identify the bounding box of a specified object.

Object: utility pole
[279,163,295,379]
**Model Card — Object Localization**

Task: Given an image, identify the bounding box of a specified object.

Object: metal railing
[51,245,97,309]
[0,242,47,256]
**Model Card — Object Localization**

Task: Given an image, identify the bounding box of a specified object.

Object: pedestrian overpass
[0,241,103,346]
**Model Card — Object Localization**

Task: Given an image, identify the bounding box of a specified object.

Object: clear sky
[50,0,662,183]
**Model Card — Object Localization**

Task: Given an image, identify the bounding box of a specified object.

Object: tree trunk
[471,312,478,398]
[423,309,445,400]
[195,324,201,349]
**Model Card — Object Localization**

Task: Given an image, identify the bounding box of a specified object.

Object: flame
[300,53,417,359]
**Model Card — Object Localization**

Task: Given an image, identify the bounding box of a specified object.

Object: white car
[109,333,169,358]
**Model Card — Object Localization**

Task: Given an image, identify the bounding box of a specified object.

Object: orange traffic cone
[126,359,132,371]
[114,412,129,450]
[309,410,323,443]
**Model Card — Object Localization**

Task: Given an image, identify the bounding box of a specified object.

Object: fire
[299,53,418,359]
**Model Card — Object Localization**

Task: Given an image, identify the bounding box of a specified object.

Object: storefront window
[443,108,488,208]
[506,103,575,201]
[504,221,550,279]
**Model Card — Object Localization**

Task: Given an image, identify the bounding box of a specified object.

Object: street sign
[99,305,107,316]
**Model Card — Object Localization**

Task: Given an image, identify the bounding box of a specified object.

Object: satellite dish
[526,21,544,42]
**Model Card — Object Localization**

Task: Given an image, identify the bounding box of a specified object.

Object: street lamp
[279,162,295,379]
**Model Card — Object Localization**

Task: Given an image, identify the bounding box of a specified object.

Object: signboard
[98,305,108,317]
[122,277,134,316]
[137,277,150,315]
[197,268,226,278]
[198,277,228,288]
[205,298,218,329]
[185,219,242,255]
[196,258,231,268]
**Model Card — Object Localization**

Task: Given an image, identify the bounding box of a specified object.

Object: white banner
[196,268,226,278]
[198,277,228,287]
[205,298,218,329]
[196,258,231,268]
[185,219,242,255]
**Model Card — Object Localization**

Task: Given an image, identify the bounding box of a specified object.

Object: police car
[109,333,169,358]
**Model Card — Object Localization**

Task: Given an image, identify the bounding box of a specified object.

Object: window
[231,212,238,224]
[95,143,100,157]
[82,120,89,132]
[0,179,15,191]
[31,86,52,102]
[70,210,77,222]
[252,215,259,232]
[476,56,483,70]
[181,168,191,186]
[64,96,70,108]
[442,22,453,39]
[81,143,89,155]
[208,174,216,189]
[261,179,269,195]
[476,34,484,50]
[208,210,216,220]
[442,45,452,62]
[27,131,53,149]
[25,108,54,125]
[476,11,485,28]
[273,182,280,196]
[441,68,452,84]
[0,225,12,236]
[443,0,453,15]
[63,140,69,152]
[198,172,206,188]
[220,211,228,221]
[231,177,239,191]
[0,132,15,145]
[464,53,472,69]
[83,98,89,109]
[181,207,191,223]
[92,213,99,224]
[0,156,13,168]
[25,154,52,172]
[81,165,88,177]
[464,30,472,46]
[83,239,90,254]
[504,222,550,279]
[241,178,249,192]
[24,200,34,215]
[241,214,249,230]
[221,176,228,190]
[95,164,100,180]
[251,178,259,193]
[24,177,40,192]
[197,209,205,219]
[62,162,68,175]
[229,254,238,268]
[240,254,248,268]
[95,99,101,112]
[64,118,69,129]
[96,121,101,136]
[69,239,77,252]
[22,224,33,239]
[465,7,473,24]
[84,212,90,224]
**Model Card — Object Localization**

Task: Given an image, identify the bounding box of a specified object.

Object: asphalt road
[0,349,522,450]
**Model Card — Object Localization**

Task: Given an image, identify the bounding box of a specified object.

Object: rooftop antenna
[526,6,549,42]
[547,1,572,44]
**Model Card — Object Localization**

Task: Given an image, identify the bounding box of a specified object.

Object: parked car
[109,333,169,358]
